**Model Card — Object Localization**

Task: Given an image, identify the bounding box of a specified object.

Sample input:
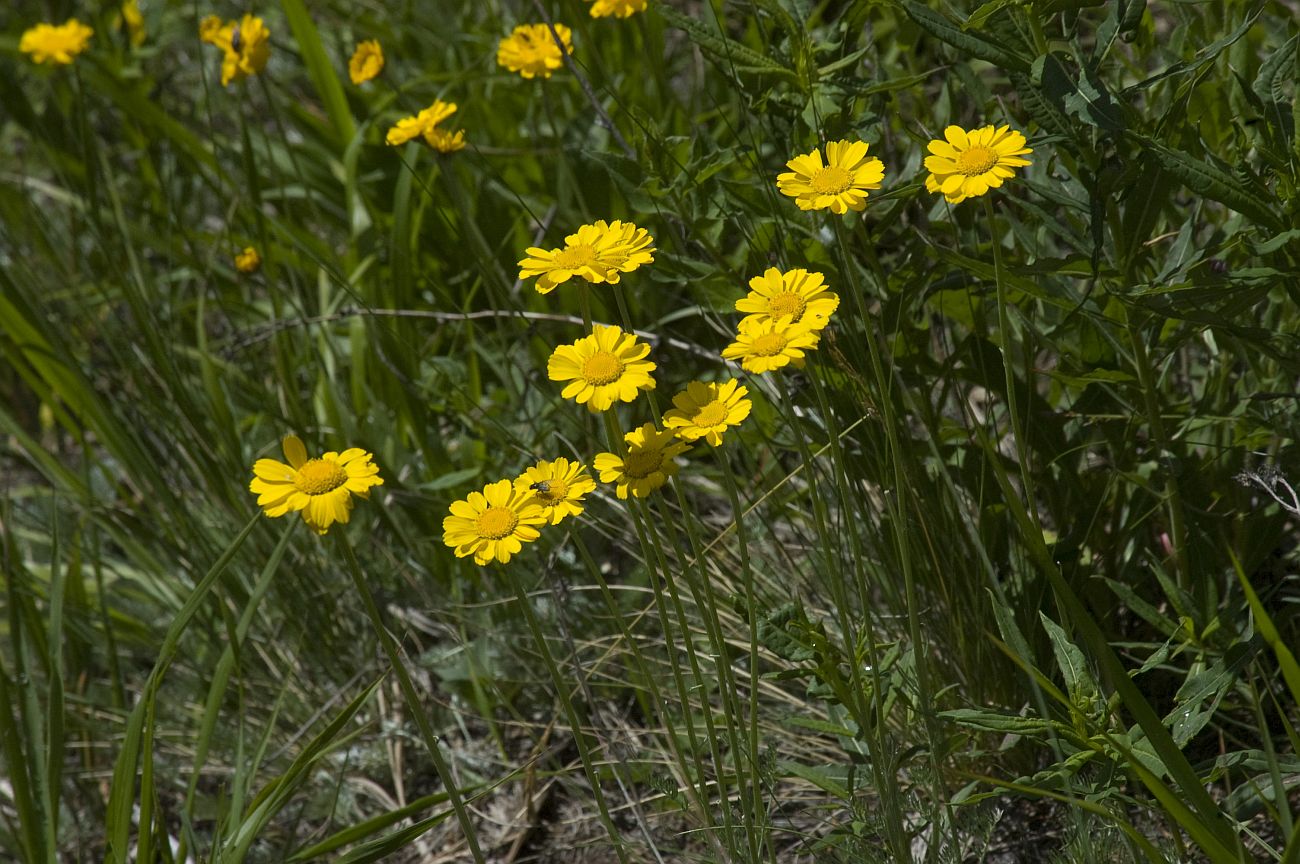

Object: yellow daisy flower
[737,267,839,331]
[199,14,271,87]
[721,316,820,374]
[120,0,146,47]
[234,247,261,274]
[588,0,648,17]
[594,423,692,500]
[385,100,458,147]
[777,139,885,214]
[924,124,1033,204]
[548,324,656,412]
[497,23,573,80]
[20,19,94,65]
[348,39,384,84]
[663,379,752,447]
[249,435,384,535]
[514,458,596,525]
[442,479,547,565]
[518,220,655,295]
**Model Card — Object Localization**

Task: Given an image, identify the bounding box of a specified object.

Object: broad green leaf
[279,0,356,147]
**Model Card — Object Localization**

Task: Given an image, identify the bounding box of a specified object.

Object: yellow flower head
[200,14,271,87]
[587,0,648,17]
[594,423,691,500]
[249,435,384,535]
[514,458,596,525]
[777,139,885,214]
[737,267,839,331]
[518,220,654,295]
[120,0,146,47]
[20,19,94,65]
[348,39,384,84]
[663,379,752,447]
[386,100,459,147]
[548,323,656,412]
[721,316,820,374]
[426,127,467,153]
[234,247,261,274]
[443,479,547,565]
[497,23,573,79]
[924,124,1033,204]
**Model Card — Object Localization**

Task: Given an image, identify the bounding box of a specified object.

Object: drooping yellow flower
[777,139,885,214]
[722,316,820,374]
[200,14,271,87]
[594,423,691,499]
[737,267,839,331]
[518,220,654,295]
[425,127,466,153]
[924,124,1033,204]
[348,39,384,84]
[548,324,656,412]
[587,0,648,17]
[385,100,459,147]
[120,0,146,47]
[249,435,384,535]
[497,23,573,79]
[442,479,547,565]
[663,379,752,447]
[514,458,596,525]
[20,19,94,65]
[234,247,262,274]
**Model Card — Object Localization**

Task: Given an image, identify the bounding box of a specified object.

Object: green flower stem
[598,410,724,852]
[502,565,631,864]
[661,474,754,859]
[1124,313,1192,597]
[631,494,741,853]
[567,530,716,840]
[716,446,775,864]
[334,531,487,864]
[835,215,945,855]
[982,196,1039,530]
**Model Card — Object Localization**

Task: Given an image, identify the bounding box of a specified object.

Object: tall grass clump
[1,0,1297,862]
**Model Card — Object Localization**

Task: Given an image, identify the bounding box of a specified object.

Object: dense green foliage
[1,0,1298,861]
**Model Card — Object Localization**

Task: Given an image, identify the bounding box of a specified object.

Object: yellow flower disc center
[955,147,999,176]
[810,165,852,195]
[476,506,519,539]
[295,459,348,495]
[767,292,807,321]
[555,244,597,269]
[750,333,788,357]
[693,401,730,427]
[624,449,664,479]
[538,479,568,502]
[582,351,625,385]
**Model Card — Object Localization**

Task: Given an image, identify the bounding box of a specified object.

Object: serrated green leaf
[658,7,798,82]
[939,708,1057,734]
[901,1,1032,73]
[1136,137,1284,230]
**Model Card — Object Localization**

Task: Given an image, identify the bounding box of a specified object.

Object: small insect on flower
[515,458,596,525]
[229,22,242,54]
